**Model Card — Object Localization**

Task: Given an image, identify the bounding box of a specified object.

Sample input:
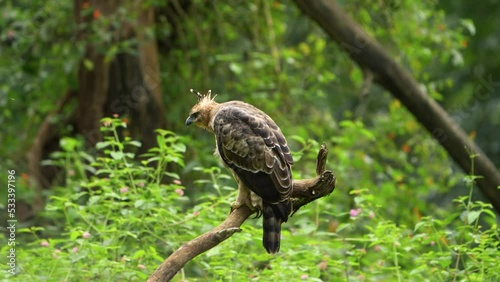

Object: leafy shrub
[1,117,498,281]
[0,118,231,281]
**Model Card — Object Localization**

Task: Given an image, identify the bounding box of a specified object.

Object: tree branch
[147,144,336,282]
[293,0,500,212]
[27,90,75,220]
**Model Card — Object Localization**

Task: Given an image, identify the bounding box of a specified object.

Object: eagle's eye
[191,111,200,120]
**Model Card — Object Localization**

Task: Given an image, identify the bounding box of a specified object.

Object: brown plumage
[186,89,293,254]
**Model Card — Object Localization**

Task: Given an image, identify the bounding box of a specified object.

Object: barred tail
[262,202,290,254]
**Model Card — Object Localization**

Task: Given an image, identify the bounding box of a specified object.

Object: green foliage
[1,119,499,281]
[0,118,208,281]
[2,0,500,281]
[0,0,77,162]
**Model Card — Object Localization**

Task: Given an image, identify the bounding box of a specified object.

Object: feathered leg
[231,182,262,213]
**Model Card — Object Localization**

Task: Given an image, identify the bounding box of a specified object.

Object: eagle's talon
[231,198,257,213]
[230,201,244,213]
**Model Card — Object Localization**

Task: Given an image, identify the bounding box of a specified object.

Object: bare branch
[293,0,500,212]
[27,90,75,220]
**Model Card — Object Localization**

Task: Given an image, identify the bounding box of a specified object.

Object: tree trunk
[74,0,165,148]
[26,0,165,220]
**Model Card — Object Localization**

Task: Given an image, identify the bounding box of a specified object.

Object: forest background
[1,0,499,281]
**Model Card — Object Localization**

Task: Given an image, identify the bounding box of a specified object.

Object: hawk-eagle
[186,89,293,254]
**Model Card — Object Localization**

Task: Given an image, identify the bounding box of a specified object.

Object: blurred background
[0,0,499,281]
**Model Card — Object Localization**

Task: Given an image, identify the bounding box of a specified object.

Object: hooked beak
[185,116,194,126]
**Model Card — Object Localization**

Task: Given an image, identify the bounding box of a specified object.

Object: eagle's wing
[213,101,293,205]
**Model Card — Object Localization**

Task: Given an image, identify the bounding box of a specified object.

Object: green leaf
[481,209,496,220]
[164,171,180,179]
[124,231,139,239]
[460,19,476,35]
[172,143,186,153]
[336,223,351,233]
[110,151,123,160]
[124,152,135,159]
[88,196,101,205]
[467,210,481,224]
[229,62,242,74]
[128,140,142,147]
[414,221,426,232]
[60,137,79,151]
[146,157,160,163]
[71,191,89,200]
[79,151,96,163]
[132,249,146,260]
[70,230,80,240]
[83,59,94,70]
[134,200,145,208]
[290,135,306,145]
[18,227,44,233]
[96,141,111,150]
[71,249,89,263]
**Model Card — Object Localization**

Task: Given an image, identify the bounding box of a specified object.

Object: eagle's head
[185,89,219,132]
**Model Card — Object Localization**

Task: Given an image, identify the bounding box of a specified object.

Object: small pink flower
[72,247,79,253]
[373,245,381,251]
[173,179,182,185]
[300,274,309,280]
[54,249,62,254]
[175,188,184,196]
[112,114,119,118]
[68,169,75,176]
[369,211,375,219]
[193,211,200,217]
[430,241,435,246]
[40,241,49,247]
[120,186,129,193]
[137,182,145,187]
[138,264,146,269]
[349,208,362,218]
[82,232,91,239]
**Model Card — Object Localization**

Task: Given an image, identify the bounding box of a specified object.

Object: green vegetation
[2,119,499,281]
[1,0,500,281]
